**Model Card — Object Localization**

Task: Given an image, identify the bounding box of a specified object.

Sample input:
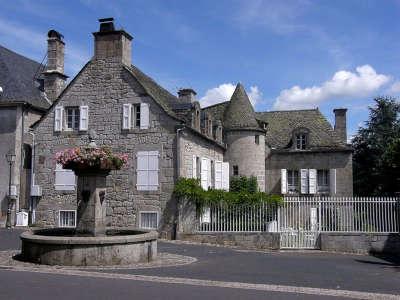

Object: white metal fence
[196,197,400,234]
[196,202,278,232]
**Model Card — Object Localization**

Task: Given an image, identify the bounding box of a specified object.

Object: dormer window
[296,133,307,150]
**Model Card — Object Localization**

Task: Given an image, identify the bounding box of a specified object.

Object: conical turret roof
[223,83,261,131]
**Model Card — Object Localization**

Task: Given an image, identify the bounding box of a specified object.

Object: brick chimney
[93,18,132,66]
[42,30,68,102]
[333,108,347,143]
[178,88,197,103]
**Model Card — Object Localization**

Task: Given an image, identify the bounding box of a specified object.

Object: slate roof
[0,45,49,110]
[256,109,346,150]
[124,65,180,120]
[223,83,263,131]
[202,101,229,123]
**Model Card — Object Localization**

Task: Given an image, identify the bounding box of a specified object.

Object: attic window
[296,133,307,150]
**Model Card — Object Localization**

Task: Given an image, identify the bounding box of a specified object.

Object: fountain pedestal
[76,170,109,236]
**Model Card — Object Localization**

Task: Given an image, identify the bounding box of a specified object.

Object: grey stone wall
[0,107,17,220]
[33,57,179,235]
[179,130,224,179]
[178,232,280,250]
[224,131,265,191]
[266,150,353,196]
[320,232,400,255]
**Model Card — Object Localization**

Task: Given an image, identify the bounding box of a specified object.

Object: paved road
[0,229,399,300]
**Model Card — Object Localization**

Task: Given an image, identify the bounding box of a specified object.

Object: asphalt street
[0,228,399,300]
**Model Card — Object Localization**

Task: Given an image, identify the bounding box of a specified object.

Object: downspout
[27,130,35,225]
[174,125,184,239]
[176,126,185,179]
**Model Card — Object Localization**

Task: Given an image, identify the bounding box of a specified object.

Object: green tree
[352,97,400,195]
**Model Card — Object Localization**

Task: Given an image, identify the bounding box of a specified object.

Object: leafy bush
[230,176,258,193]
[174,177,282,209]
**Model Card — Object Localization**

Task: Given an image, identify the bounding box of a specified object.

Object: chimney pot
[93,17,132,66]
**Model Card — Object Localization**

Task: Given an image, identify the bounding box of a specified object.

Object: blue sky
[1,0,400,140]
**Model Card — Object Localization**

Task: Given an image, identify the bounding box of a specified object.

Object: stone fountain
[20,137,157,266]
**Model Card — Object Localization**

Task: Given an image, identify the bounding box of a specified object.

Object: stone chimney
[178,88,197,103]
[93,18,133,66]
[333,108,347,143]
[42,30,68,102]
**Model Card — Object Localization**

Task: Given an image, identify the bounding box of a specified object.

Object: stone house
[0,41,63,225]
[17,19,351,234]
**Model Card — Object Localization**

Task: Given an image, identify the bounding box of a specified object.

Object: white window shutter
[208,159,212,188]
[122,104,132,130]
[281,169,287,194]
[54,163,76,191]
[148,151,159,190]
[136,151,159,191]
[300,169,309,194]
[330,169,337,195]
[54,106,63,132]
[201,158,209,190]
[222,162,230,191]
[309,169,317,194]
[192,155,197,179]
[140,103,149,129]
[214,161,223,190]
[79,105,89,131]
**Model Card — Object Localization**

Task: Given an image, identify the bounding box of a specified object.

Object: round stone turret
[223,83,266,191]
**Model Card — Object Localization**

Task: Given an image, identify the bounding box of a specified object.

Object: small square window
[296,134,307,150]
[59,210,76,227]
[139,211,159,229]
[233,165,239,176]
[255,135,260,145]
[65,107,80,131]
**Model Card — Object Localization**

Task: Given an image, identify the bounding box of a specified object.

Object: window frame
[65,106,80,131]
[139,211,159,230]
[233,165,239,176]
[58,210,76,228]
[133,104,141,128]
[317,169,330,193]
[287,170,299,193]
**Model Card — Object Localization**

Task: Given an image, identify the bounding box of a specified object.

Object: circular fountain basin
[20,228,158,266]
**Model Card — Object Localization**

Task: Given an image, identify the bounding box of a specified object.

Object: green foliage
[230,176,258,193]
[174,177,282,209]
[352,97,400,195]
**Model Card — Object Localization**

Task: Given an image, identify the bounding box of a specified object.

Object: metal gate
[279,197,320,249]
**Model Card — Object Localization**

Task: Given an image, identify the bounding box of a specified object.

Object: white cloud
[273,65,391,110]
[388,81,400,94]
[199,83,263,107]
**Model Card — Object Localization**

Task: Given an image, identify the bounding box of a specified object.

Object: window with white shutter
[214,161,223,189]
[222,162,230,191]
[300,169,309,194]
[122,104,132,130]
[136,151,159,191]
[54,106,63,132]
[200,157,209,190]
[79,105,89,131]
[330,169,337,195]
[281,169,287,194]
[54,164,76,191]
[309,169,317,194]
[140,103,149,129]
